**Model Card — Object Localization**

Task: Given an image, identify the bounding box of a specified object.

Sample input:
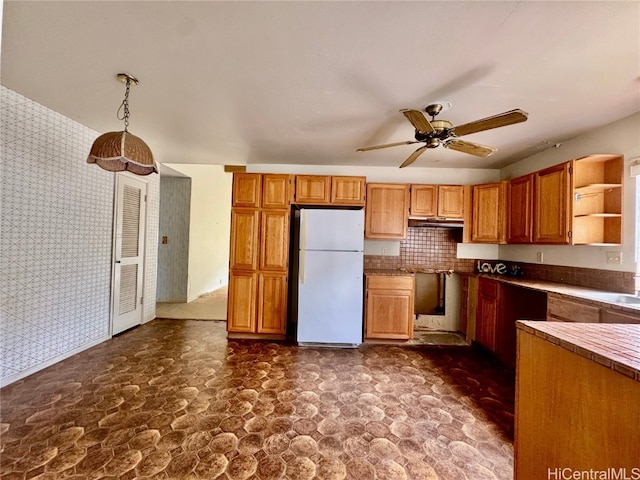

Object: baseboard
[0,335,111,388]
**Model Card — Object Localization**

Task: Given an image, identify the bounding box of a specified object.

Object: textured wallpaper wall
[0,87,159,386]
[157,176,191,302]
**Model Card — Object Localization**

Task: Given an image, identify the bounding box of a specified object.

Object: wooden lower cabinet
[515,328,640,479]
[365,275,414,340]
[257,273,288,334]
[227,271,257,333]
[228,271,287,335]
[600,308,640,324]
[476,279,498,351]
[546,293,600,323]
[475,278,547,366]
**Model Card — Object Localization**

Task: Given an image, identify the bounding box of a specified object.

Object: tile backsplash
[364,227,475,272]
[364,225,636,294]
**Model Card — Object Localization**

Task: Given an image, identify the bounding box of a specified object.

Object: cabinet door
[533,162,572,244]
[365,183,409,240]
[365,288,414,339]
[459,275,469,335]
[257,273,288,334]
[508,174,533,243]
[471,182,507,244]
[476,279,498,350]
[229,209,260,271]
[227,271,257,332]
[232,173,261,208]
[259,210,290,272]
[331,176,366,205]
[437,185,464,218]
[410,185,437,217]
[295,175,331,204]
[262,174,293,209]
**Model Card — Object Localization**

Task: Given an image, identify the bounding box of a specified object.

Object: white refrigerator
[296,209,364,346]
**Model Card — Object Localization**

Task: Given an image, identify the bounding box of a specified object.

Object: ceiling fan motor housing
[414,119,453,145]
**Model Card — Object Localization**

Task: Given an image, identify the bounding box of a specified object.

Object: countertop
[467,273,640,313]
[517,320,640,382]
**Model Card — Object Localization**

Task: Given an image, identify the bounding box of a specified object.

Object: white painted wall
[499,112,640,272]
[165,164,232,300]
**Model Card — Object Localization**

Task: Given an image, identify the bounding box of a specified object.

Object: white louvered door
[112,174,147,335]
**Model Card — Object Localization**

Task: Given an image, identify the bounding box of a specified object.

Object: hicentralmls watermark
[548,468,640,480]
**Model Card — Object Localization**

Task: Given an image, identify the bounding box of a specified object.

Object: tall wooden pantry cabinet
[227,173,293,338]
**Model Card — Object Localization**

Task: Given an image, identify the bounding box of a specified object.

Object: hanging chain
[116,78,131,132]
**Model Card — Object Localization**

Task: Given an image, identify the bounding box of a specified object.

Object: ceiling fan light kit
[357,102,529,168]
[87,73,158,175]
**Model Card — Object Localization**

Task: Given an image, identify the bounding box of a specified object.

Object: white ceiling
[2,1,639,170]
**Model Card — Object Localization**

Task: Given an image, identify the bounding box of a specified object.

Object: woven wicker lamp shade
[87,73,157,176]
[87,130,157,175]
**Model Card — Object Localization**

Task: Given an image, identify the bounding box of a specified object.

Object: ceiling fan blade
[452,109,528,137]
[400,109,435,133]
[356,140,419,152]
[399,145,429,168]
[445,139,496,157]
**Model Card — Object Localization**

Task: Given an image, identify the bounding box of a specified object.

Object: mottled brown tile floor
[0,319,515,479]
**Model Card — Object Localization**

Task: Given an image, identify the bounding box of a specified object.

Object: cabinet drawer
[366,275,414,290]
[600,309,640,324]
[547,295,600,323]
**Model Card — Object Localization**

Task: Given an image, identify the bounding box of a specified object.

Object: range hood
[408,217,464,228]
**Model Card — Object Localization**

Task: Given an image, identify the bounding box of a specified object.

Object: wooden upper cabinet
[259,210,290,272]
[232,173,262,208]
[262,174,293,209]
[227,271,257,333]
[229,208,260,271]
[508,174,534,244]
[295,175,331,204]
[471,181,507,244]
[331,176,366,205]
[410,185,437,217]
[365,183,410,240]
[257,273,288,334]
[533,162,572,244]
[437,185,464,218]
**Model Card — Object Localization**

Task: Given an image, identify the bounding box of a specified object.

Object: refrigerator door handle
[300,210,306,284]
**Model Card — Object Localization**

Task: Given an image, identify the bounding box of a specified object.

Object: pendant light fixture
[87,73,157,175]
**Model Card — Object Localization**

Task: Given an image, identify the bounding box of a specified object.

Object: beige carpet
[156,286,227,320]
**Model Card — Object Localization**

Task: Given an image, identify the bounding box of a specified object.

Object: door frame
[110,172,149,336]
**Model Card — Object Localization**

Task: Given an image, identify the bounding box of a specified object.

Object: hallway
[0,319,514,479]
[156,287,228,321]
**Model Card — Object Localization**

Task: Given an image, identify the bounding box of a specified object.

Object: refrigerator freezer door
[301,209,364,252]
[297,250,363,345]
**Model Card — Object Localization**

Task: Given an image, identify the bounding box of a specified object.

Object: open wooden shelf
[572,154,623,246]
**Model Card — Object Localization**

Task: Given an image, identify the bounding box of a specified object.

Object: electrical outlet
[382,247,388,255]
[536,252,543,263]
[606,251,622,265]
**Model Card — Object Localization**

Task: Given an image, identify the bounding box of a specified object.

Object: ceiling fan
[356,103,529,168]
